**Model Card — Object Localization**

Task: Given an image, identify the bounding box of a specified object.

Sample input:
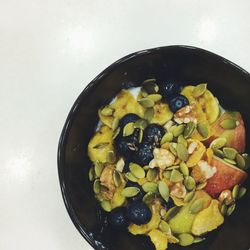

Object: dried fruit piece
[148,229,168,250]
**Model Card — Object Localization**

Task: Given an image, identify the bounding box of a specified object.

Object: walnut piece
[170,182,187,199]
[149,148,175,170]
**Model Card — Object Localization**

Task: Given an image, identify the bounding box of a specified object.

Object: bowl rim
[57,45,250,249]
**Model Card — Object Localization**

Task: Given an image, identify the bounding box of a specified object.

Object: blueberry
[127,202,152,225]
[159,81,182,101]
[169,94,189,113]
[126,181,145,202]
[133,142,154,166]
[123,160,130,172]
[143,124,165,147]
[108,207,130,230]
[119,113,140,129]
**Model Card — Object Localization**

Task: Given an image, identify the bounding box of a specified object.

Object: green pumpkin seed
[140,90,148,98]
[163,206,180,221]
[113,170,122,187]
[123,122,135,137]
[142,182,158,193]
[192,83,207,98]
[180,162,189,176]
[193,237,205,243]
[121,187,140,197]
[238,187,247,199]
[242,153,250,169]
[142,81,159,94]
[143,78,156,84]
[177,135,187,147]
[226,203,236,216]
[159,220,171,233]
[220,203,228,215]
[142,192,156,204]
[93,179,101,194]
[170,169,184,182]
[144,108,154,122]
[138,97,155,108]
[125,172,138,182]
[138,129,143,143]
[184,191,195,203]
[112,117,120,131]
[146,168,158,182]
[107,150,116,163]
[164,120,175,132]
[116,158,125,172]
[167,165,180,170]
[143,165,150,171]
[197,122,209,138]
[93,142,109,149]
[88,167,95,181]
[236,154,246,169]
[176,143,189,161]
[196,181,207,190]
[129,163,145,179]
[100,200,112,212]
[158,181,170,202]
[100,106,114,116]
[112,127,121,139]
[169,142,177,155]
[232,184,239,199]
[163,170,171,179]
[184,176,196,190]
[223,158,236,165]
[94,162,104,177]
[189,198,204,214]
[147,94,162,102]
[210,137,227,149]
[183,122,196,138]
[161,132,173,145]
[178,233,194,246]
[220,119,237,129]
[173,124,185,137]
[169,125,178,133]
[223,147,238,160]
[134,119,148,129]
[213,148,224,158]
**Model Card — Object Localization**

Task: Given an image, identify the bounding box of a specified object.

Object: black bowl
[58,45,250,250]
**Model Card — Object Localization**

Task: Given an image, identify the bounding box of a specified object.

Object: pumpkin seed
[144,108,154,122]
[242,153,250,169]
[169,125,178,133]
[138,97,155,108]
[177,135,187,147]
[138,129,143,143]
[170,169,184,182]
[113,170,122,187]
[107,150,116,163]
[112,117,120,131]
[232,184,239,199]
[116,158,125,172]
[100,200,112,212]
[238,187,247,199]
[184,176,196,191]
[121,187,140,197]
[223,158,236,165]
[164,120,175,132]
[197,122,209,138]
[88,167,95,181]
[158,181,170,202]
[193,237,205,243]
[223,147,238,160]
[220,119,237,129]
[180,162,189,176]
[179,233,194,246]
[142,182,158,193]
[129,163,145,178]
[163,206,180,221]
[94,162,104,177]
[100,106,114,116]
[141,90,148,98]
[167,165,180,170]
[176,143,189,161]
[236,154,246,169]
[196,182,207,190]
[210,137,227,149]
[142,82,159,94]
[93,142,109,149]
[143,78,156,85]
[184,191,195,203]
[169,142,177,155]
[143,165,150,171]
[173,124,185,137]
[112,127,121,139]
[93,179,101,194]
[125,172,138,182]
[147,94,162,102]
[192,83,207,98]
[159,220,171,233]
[220,203,228,215]
[226,203,236,216]
[161,132,173,145]
[142,192,156,204]
[163,170,171,179]
[123,122,135,136]
[146,168,158,182]
[183,122,196,138]
[134,119,148,129]
[189,198,204,214]
[213,148,224,158]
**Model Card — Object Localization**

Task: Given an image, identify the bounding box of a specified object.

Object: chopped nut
[149,148,175,169]
[116,158,125,172]
[160,208,167,217]
[188,141,198,154]
[170,182,187,198]
[174,103,198,124]
[100,165,116,199]
[218,190,234,205]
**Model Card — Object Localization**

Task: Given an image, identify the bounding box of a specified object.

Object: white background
[1,1,250,249]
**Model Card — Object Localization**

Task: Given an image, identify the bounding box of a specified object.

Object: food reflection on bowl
[58,46,250,250]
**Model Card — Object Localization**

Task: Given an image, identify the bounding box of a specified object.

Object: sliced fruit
[88,126,114,163]
[192,199,224,236]
[148,229,168,250]
[204,155,248,197]
[151,102,173,125]
[186,139,206,167]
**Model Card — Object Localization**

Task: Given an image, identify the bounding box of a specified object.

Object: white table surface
[1,0,250,249]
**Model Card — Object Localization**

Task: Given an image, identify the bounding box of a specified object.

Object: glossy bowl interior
[58,46,250,250]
